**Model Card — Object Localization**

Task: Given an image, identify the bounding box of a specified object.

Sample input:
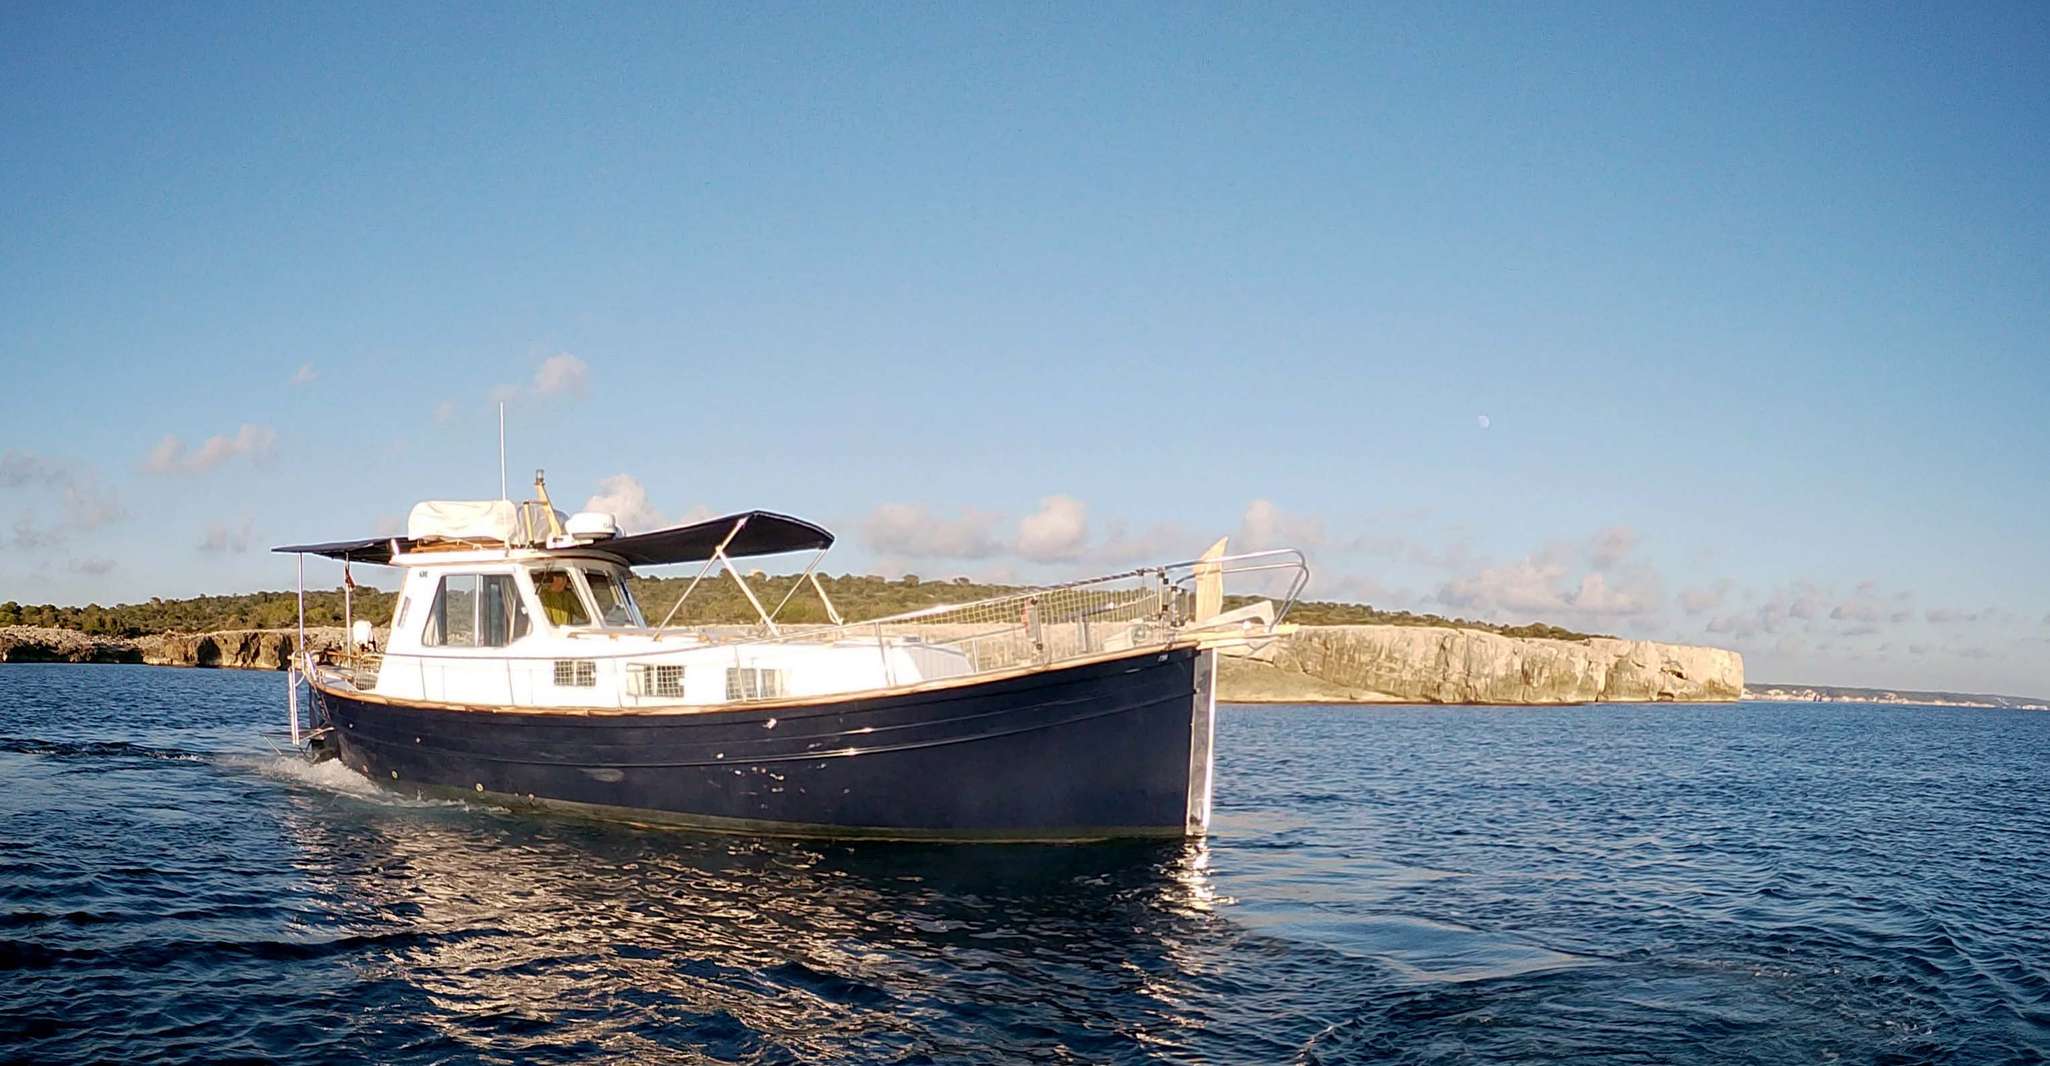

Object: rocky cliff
[134,627,364,669]
[1223,624,1743,703]
[0,626,144,664]
[2,622,1743,704]
[0,626,361,669]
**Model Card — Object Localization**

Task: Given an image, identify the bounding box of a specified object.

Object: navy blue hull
[312,647,1216,840]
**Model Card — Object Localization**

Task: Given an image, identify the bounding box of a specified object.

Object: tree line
[2,573,1601,642]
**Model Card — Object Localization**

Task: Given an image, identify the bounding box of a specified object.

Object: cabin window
[423,573,528,648]
[583,569,644,627]
[627,663,685,698]
[480,575,530,646]
[726,667,783,701]
[532,569,592,627]
[553,660,597,687]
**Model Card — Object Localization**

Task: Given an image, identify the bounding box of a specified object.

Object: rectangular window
[628,663,685,698]
[480,574,529,646]
[422,573,527,648]
[583,569,644,627]
[725,667,784,701]
[424,575,479,647]
[533,569,592,627]
[552,660,597,687]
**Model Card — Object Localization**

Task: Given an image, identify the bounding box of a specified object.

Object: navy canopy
[273,510,834,567]
[600,511,833,566]
[269,535,411,564]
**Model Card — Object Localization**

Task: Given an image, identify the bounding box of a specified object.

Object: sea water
[2,664,2045,1063]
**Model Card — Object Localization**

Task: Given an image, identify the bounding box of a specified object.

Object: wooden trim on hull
[313,646,1216,841]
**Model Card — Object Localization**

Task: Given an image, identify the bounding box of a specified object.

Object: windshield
[583,568,644,627]
[532,568,592,627]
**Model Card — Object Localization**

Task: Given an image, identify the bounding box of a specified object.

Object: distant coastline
[1,622,1748,706]
[0,579,1748,706]
[1745,682,2048,711]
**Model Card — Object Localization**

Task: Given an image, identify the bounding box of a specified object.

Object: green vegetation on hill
[1277,598,1604,640]
[0,589,398,637]
[2,574,1602,642]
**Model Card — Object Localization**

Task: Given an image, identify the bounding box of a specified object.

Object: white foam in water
[223,752,474,810]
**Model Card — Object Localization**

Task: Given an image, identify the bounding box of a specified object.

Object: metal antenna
[498,401,508,501]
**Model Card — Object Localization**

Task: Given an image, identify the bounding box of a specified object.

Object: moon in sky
[1477,414,1492,429]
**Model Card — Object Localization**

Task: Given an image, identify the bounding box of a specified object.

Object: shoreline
[2,623,1749,706]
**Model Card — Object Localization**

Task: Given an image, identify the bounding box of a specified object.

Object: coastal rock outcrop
[0,626,144,664]
[1222,624,1743,704]
[134,627,364,669]
[0,626,370,669]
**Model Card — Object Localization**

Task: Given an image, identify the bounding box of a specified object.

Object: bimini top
[272,510,835,567]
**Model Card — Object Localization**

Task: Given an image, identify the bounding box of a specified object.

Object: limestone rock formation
[1220,624,1744,703]
[0,626,144,664]
[0,626,373,669]
[134,627,363,669]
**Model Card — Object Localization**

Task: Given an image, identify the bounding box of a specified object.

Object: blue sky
[3,4,2046,695]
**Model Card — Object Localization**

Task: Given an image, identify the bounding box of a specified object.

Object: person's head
[543,572,570,591]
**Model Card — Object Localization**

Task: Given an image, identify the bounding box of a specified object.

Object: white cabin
[280,483,1299,714]
[366,544,977,708]
[285,495,979,710]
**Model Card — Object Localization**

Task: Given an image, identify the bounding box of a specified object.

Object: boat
[274,472,1305,841]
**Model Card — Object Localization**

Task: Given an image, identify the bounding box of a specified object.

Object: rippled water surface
[3,664,2047,1063]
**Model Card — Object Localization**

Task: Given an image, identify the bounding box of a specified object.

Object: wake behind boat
[274,473,1306,840]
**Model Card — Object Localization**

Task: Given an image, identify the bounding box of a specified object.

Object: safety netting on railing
[719,549,1309,692]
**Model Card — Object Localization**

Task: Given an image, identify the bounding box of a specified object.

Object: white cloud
[583,473,667,533]
[1237,499,1325,552]
[144,424,277,474]
[482,354,592,412]
[290,362,318,386]
[854,496,1356,570]
[862,503,1007,559]
[1016,495,1089,562]
[1437,552,1659,622]
[533,353,589,396]
[1568,571,1652,614]
[433,400,458,424]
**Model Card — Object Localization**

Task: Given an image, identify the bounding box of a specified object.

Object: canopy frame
[273,509,833,568]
